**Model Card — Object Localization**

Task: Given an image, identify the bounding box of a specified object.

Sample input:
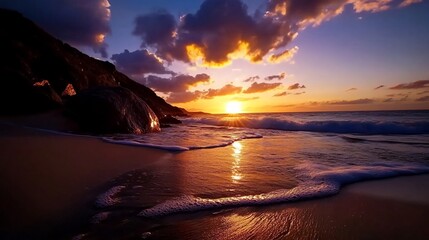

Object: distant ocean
[85,110,429,239]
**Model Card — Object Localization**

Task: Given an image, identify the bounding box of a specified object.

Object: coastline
[1,119,429,239]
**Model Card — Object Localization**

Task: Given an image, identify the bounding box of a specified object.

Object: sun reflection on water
[231,141,243,182]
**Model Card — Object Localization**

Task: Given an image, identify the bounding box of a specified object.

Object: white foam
[102,133,262,151]
[95,185,125,208]
[139,163,429,218]
[102,138,190,151]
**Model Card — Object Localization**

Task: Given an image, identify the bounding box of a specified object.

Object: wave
[341,136,429,145]
[183,117,429,135]
[139,163,429,217]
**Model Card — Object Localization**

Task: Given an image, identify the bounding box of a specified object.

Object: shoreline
[1,119,429,239]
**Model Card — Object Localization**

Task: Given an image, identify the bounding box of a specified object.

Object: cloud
[111,49,172,75]
[204,84,242,99]
[243,82,282,94]
[386,93,408,97]
[243,76,260,82]
[133,10,177,48]
[417,90,429,95]
[327,98,375,105]
[390,80,429,90]
[166,91,203,103]
[273,91,290,97]
[128,0,421,66]
[268,46,299,63]
[1,0,111,58]
[416,95,429,102]
[265,72,286,81]
[346,88,357,92]
[383,93,409,102]
[288,83,306,90]
[374,85,385,90]
[145,73,210,93]
[294,91,306,95]
[232,96,259,101]
[399,0,422,8]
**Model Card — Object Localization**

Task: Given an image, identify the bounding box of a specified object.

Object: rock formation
[0,9,185,133]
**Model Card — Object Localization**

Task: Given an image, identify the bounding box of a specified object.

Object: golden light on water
[225,101,242,114]
[231,141,242,182]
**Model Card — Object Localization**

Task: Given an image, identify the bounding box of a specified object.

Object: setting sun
[225,101,242,114]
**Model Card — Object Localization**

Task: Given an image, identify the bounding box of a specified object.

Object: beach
[0,121,172,239]
[1,115,429,239]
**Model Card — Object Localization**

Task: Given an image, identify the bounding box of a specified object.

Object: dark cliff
[0,9,185,117]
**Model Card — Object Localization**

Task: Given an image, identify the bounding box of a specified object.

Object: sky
[2,0,429,113]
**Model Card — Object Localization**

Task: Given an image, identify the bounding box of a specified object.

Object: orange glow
[275,2,287,15]
[95,34,106,44]
[225,101,242,114]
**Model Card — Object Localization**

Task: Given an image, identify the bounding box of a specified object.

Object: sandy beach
[0,120,173,239]
[1,119,429,239]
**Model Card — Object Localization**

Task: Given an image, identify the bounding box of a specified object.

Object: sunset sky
[2,0,429,113]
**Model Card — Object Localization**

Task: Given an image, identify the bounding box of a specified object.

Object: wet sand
[1,119,429,239]
[154,175,429,240]
[0,122,173,239]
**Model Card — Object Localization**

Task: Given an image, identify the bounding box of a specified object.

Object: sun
[225,101,242,114]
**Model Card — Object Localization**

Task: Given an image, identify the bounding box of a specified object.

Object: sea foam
[139,163,429,218]
[102,133,262,151]
[95,186,125,208]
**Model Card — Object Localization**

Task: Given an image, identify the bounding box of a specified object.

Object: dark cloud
[204,84,242,99]
[288,83,306,90]
[145,74,210,93]
[390,80,429,90]
[327,98,375,105]
[1,0,111,58]
[111,49,172,75]
[133,0,296,65]
[294,91,306,95]
[166,91,203,103]
[346,88,357,92]
[128,0,421,65]
[243,82,282,94]
[265,73,286,81]
[374,85,385,90]
[416,95,429,102]
[243,76,260,82]
[133,10,177,48]
[273,91,290,97]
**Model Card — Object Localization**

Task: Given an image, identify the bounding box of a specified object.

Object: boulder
[65,87,160,134]
[159,114,182,125]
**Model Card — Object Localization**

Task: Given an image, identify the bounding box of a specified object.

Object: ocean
[79,110,429,239]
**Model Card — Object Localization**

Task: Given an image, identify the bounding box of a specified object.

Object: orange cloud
[204,84,242,99]
[269,46,299,63]
[243,82,282,94]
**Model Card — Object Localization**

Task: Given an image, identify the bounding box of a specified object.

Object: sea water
[80,110,429,239]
